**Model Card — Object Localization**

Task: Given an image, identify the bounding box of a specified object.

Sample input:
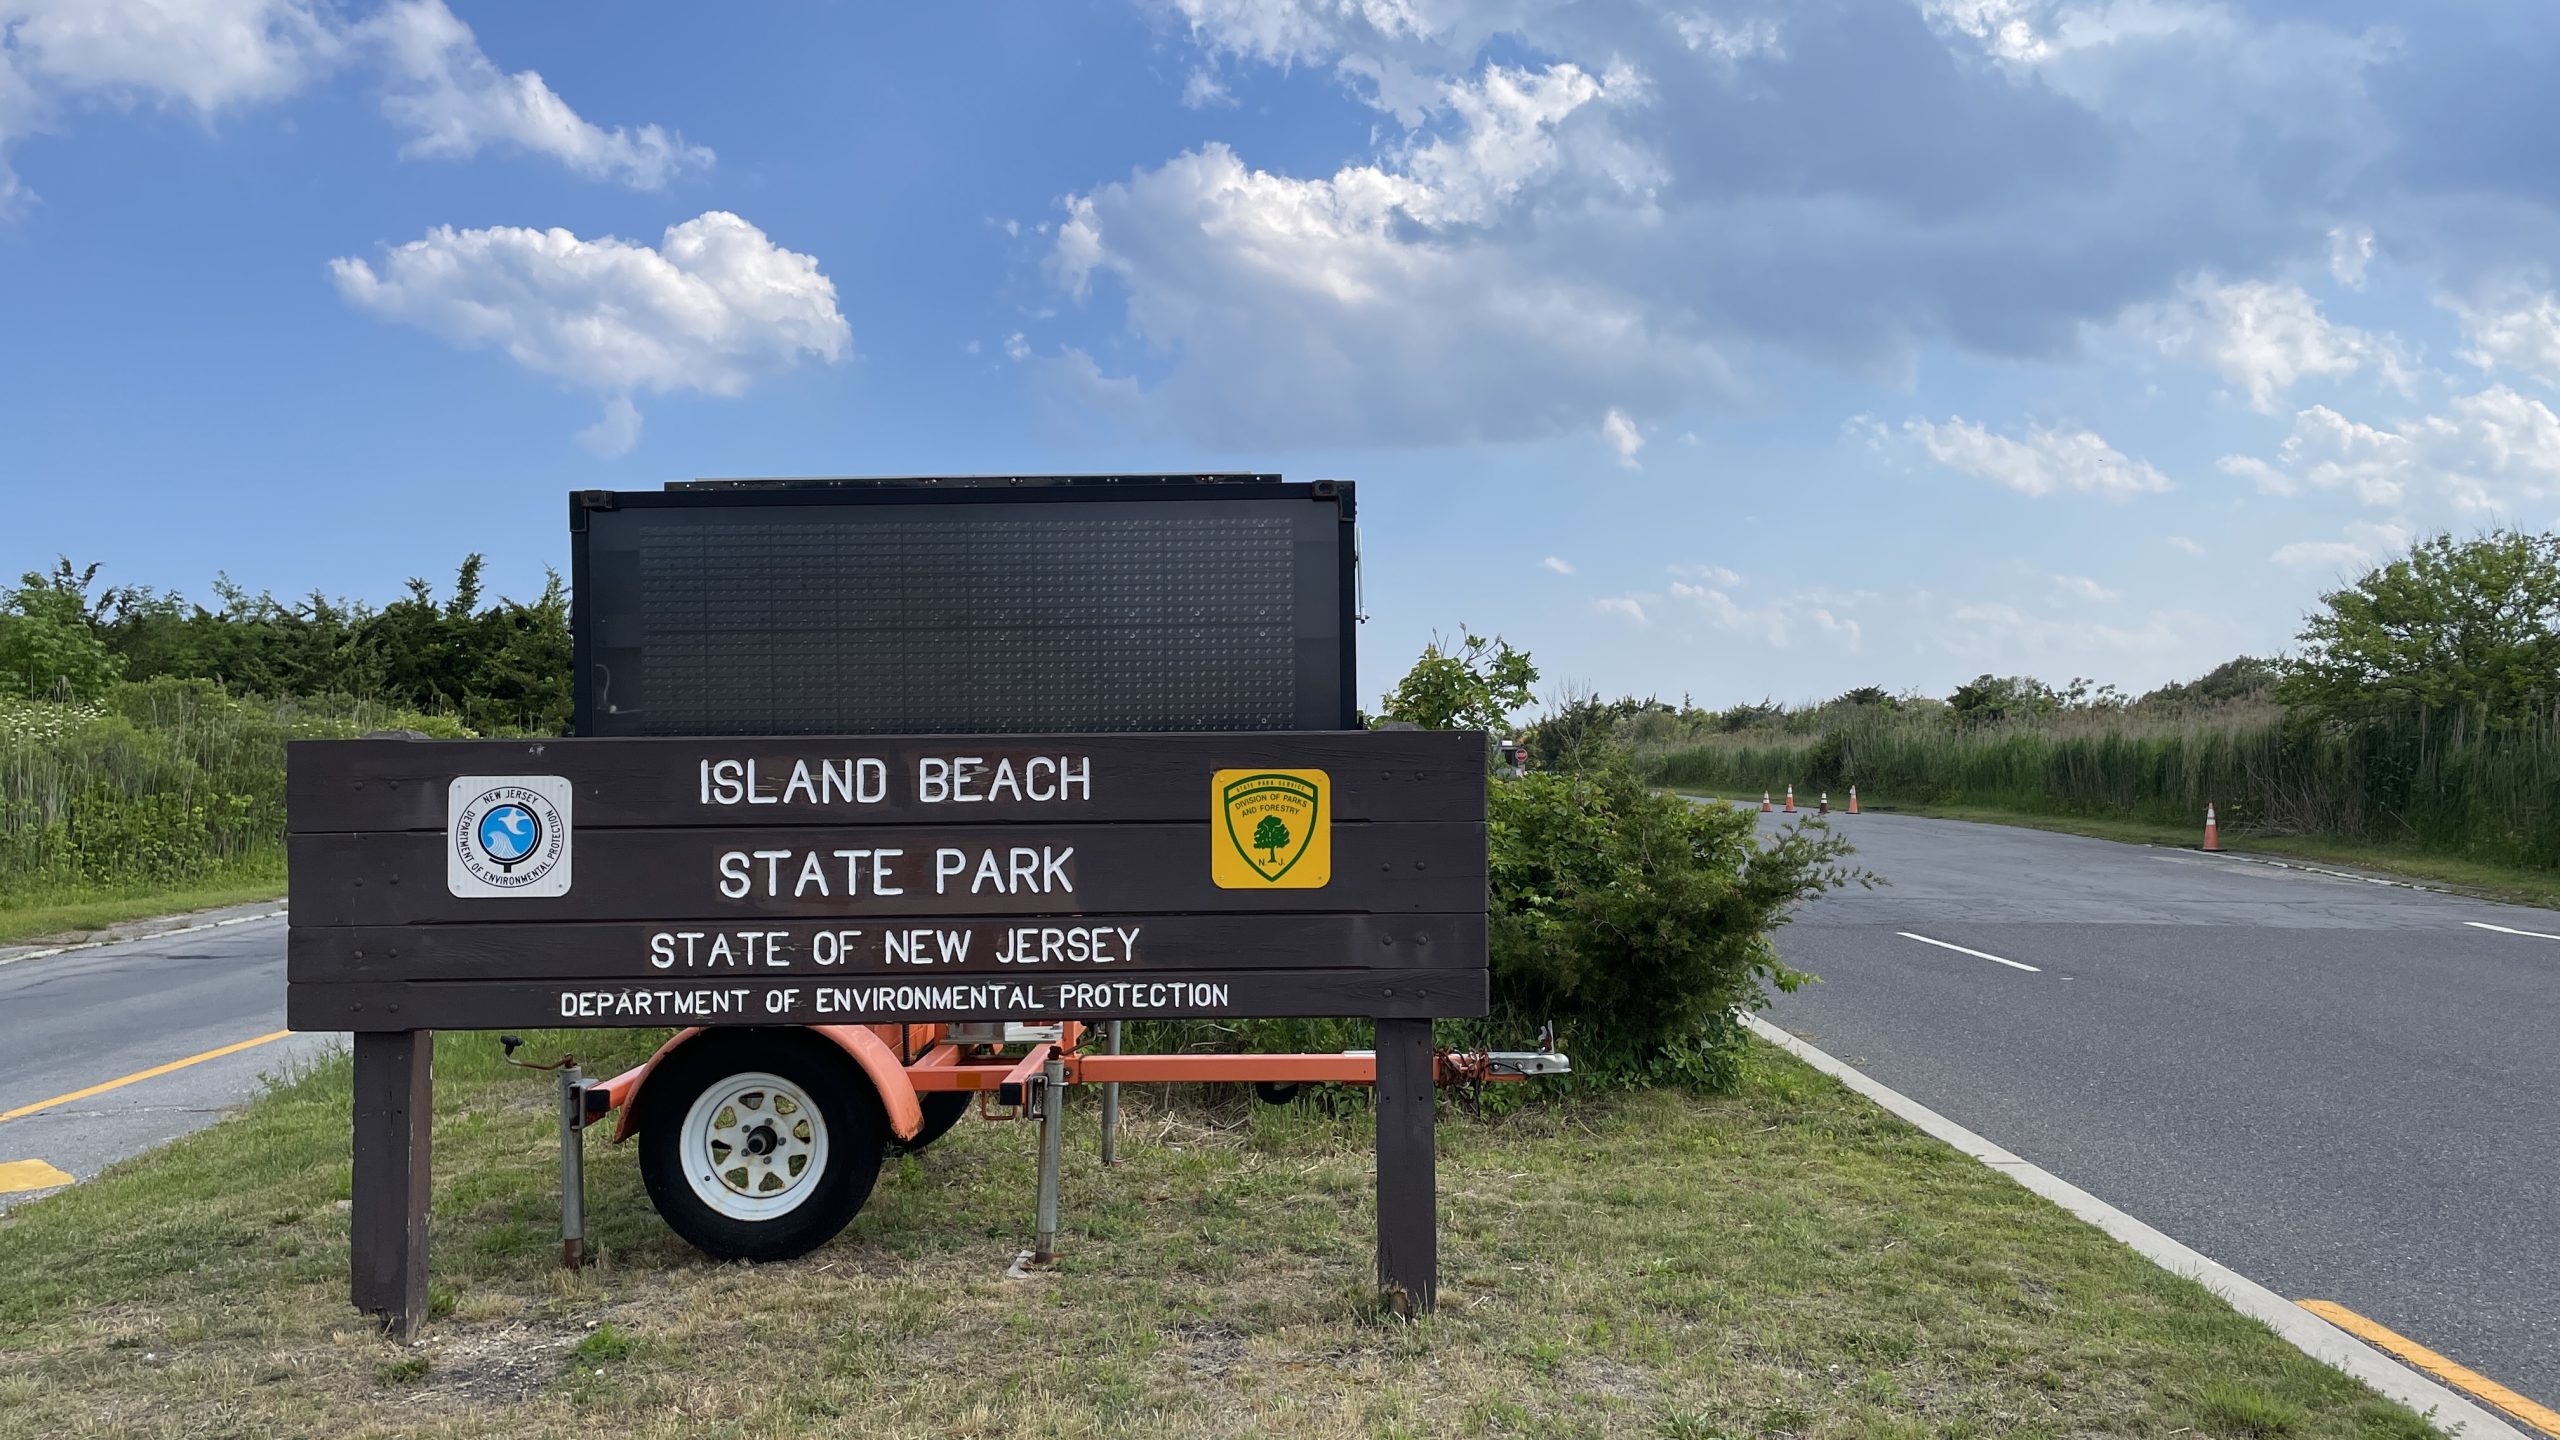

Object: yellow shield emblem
[1212,769,1331,888]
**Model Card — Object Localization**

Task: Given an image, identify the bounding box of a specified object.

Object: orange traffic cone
[1783,785,1797,813]
[1818,791,1830,816]
[2203,803,2222,852]
[1760,791,1772,813]
[1847,785,1860,815]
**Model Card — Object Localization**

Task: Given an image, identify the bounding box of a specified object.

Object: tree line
[0,555,572,735]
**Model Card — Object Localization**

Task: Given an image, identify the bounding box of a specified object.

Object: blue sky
[4,0,2558,709]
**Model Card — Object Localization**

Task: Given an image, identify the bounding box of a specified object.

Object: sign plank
[288,913,1485,982]
[287,966,1489,1031]
[289,822,1485,925]
[287,731,1486,832]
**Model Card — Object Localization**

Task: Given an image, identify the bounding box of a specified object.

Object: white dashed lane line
[1895,931,2042,973]
[2465,921,2560,942]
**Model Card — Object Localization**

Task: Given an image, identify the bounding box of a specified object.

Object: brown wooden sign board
[288,729,1488,1029]
[296,727,1487,1335]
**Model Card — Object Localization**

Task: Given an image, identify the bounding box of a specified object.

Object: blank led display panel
[571,480,1353,737]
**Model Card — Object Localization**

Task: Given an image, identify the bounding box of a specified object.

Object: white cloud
[2167,535,2206,556]
[1044,60,1736,445]
[2447,280,2560,390]
[1593,595,1648,624]
[575,393,642,458]
[1180,67,1234,108]
[0,0,699,211]
[2220,386,2560,512]
[1671,12,1783,63]
[2,0,338,112]
[1003,331,1031,362]
[2328,225,2374,290]
[1601,407,1643,468]
[1931,599,2214,665]
[1669,562,1741,587]
[1079,0,2493,453]
[331,211,848,449]
[1666,580,1860,650]
[1540,555,1574,575]
[2048,572,2119,602]
[2270,519,2411,571]
[2137,277,2398,413]
[365,0,709,188]
[1904,416,2171,498]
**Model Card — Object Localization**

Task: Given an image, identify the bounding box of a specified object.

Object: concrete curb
[1741,1011,2527,1440]
[0,902,288,970]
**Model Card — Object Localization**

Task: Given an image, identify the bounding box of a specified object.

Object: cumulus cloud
[1055,0,2543,449]
[1904,416,2171,498]
[2167,535,2206,556]
[1045,59,1731,445]
[1593,595,1648,624]
[365,0,709,187]
[0,0,699,210]
[1179,67,1234,108]
[2219,386,2560,512]
[2328,225,2375,290]
[1601,407,1644,468]
[1662,579,1861,650]
[1541,555,1575,574]
[2447,280,2560,390]
[2135,278,2401,413]
[330,211,849,450]
[2048,572,2118,602]
[2270,519,2412,571]
[1669,562,1741,587]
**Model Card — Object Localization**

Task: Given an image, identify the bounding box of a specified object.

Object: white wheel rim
[677,1071,830,1222]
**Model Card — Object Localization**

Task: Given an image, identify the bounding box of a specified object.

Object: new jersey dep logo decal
[1212,769,1330,888]
[448,775,573,898]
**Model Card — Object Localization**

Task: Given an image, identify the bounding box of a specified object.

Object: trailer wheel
[892,1092,972,1154]
[638,1030,884,1262]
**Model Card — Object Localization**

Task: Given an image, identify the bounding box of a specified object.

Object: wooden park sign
[286,731,1487,1029]
[287,726,1489,1327]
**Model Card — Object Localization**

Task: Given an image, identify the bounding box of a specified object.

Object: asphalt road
[0,906,340,1214]
[1758,807,2560,1412]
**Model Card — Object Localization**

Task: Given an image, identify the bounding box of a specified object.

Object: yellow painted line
[2300,1300,2560,1438]
[0,1159,74,1193]
[0,1030,294,1124]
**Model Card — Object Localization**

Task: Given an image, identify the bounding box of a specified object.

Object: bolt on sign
[298,475,1486,1338]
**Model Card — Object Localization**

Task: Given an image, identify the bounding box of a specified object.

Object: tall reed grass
[0,678,469,905]
[1644,706,2560,870]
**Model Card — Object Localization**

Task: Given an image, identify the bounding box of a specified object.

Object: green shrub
[1483,757,1853,1089]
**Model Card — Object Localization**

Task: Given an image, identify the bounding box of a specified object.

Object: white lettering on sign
[699,755,1089,808]
[884,927,973,966]
[808,979,1230,1015]
[931,845,1074,896]
[559,986,753,1019]
[716,847,911,899]
[994,925,1141,965]
[648,930,795,969]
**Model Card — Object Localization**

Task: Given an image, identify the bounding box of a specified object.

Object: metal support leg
[1099,1020,1123,1166]
[558,1063,585,1269]
[1033,1049,1067,1263]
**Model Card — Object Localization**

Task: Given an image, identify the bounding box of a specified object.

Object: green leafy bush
[1139,638,1856,1094]
[1485,757,1853,1089]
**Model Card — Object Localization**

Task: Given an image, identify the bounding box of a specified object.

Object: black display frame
[567,475,1360,739]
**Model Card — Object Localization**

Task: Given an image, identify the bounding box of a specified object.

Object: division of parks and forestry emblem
[1211,768,1331,889]
[446,775,574,898]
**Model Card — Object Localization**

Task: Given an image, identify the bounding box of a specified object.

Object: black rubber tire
[893,1091,972,1154]
[637,1029,885,1263]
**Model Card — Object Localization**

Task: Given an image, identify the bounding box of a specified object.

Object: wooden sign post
[289,729,1488,1334]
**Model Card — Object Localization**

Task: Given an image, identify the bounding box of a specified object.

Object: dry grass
[0,1032,2444,1440]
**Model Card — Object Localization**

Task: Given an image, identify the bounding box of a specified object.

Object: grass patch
[1686,790,2560,910]
[0,860,286,946]
[0,1030,2447,1439]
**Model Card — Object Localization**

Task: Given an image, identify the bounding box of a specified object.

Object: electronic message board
[569,476,1357,738]
[284,730,1489,1033]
